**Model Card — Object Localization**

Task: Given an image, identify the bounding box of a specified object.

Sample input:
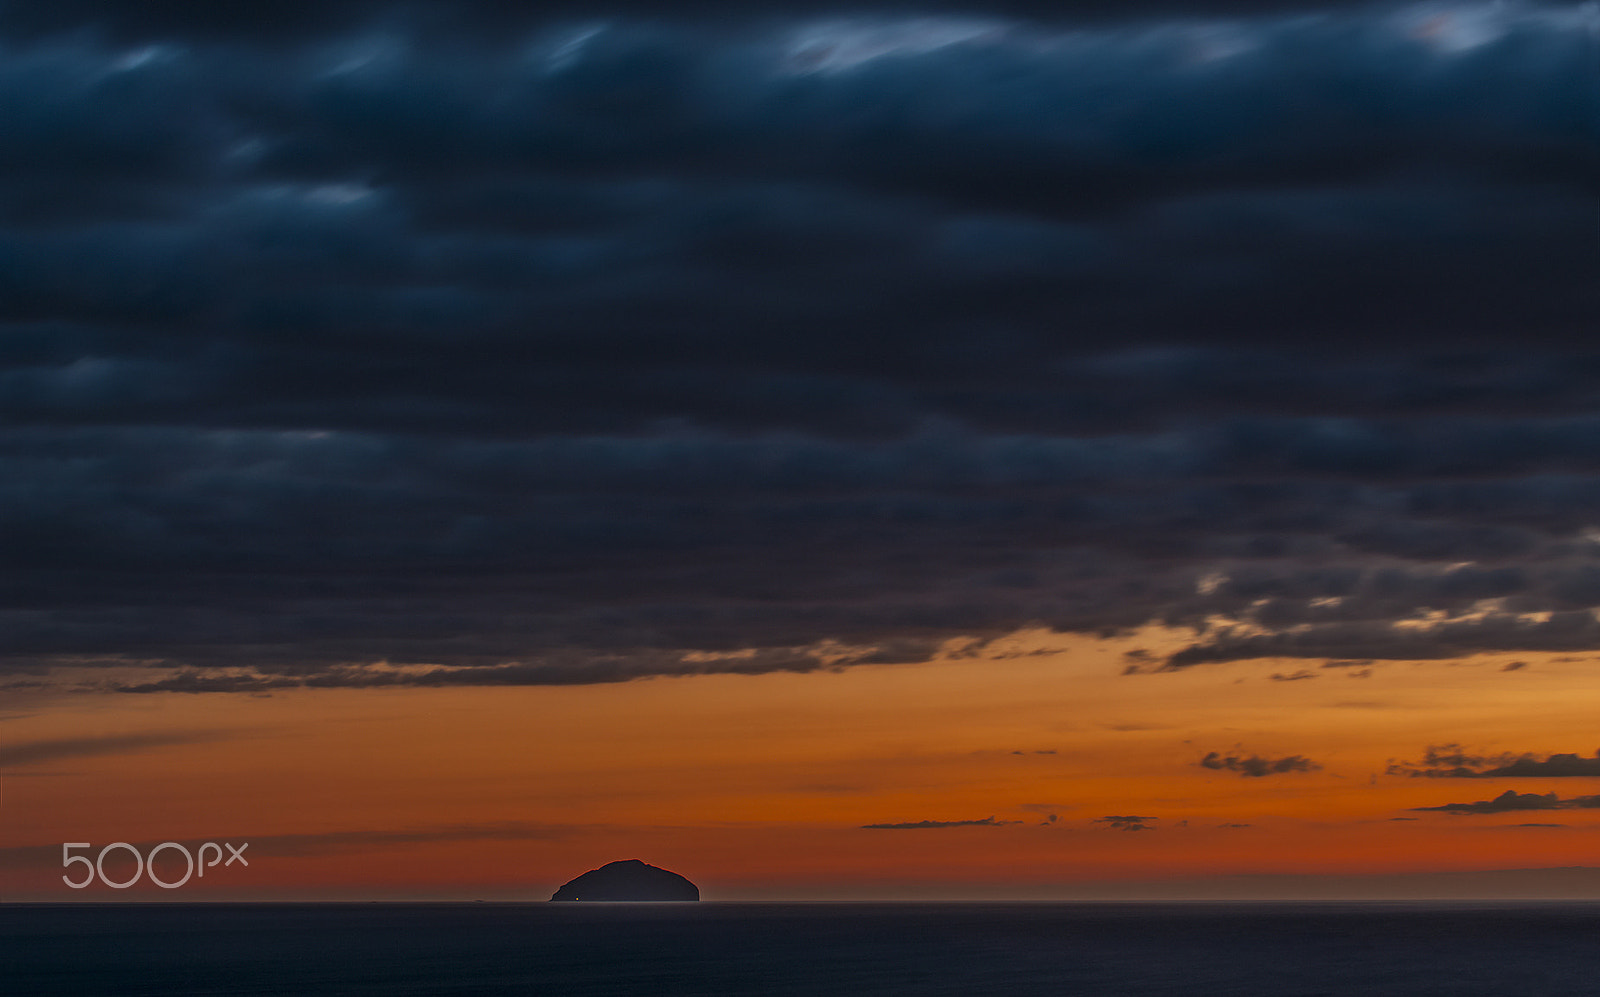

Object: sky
[1,0,1599,901]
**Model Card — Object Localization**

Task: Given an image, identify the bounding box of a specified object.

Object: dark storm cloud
[21,421,1600,686]
[860,815,1020,828]
[1199,751,1320,776]
[2,2,1598,688]
[1388,744,1600,778]
[0,1,1497,46]
[1411,790,1600,814]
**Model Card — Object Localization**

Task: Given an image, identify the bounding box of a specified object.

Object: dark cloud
[1412,790,1600,814]
[860,816,1020,829]
[1165,609,1600,670]
[1389,744,1600,778]
[1416,790,1560,814]
[1199,752,1320,776]
[1095,815,1158,831]
[1387,743,1519,778]
[1482,752,1600,778]
[0,3,1595,687]
[0,1,1502,49]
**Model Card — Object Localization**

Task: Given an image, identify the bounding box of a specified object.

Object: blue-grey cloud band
[2,2,1596,688]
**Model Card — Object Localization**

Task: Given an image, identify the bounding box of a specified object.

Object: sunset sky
[3,0,1599,901]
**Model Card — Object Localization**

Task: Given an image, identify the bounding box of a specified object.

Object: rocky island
[549,859,700,901]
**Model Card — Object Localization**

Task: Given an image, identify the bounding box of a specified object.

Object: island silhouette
[549,859,700,901]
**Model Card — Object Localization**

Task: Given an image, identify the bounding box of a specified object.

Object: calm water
[6,901,1600,995]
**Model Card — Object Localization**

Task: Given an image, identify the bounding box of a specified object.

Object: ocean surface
[6,901,1600,996]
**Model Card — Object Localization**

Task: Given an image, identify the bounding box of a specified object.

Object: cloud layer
[2,2,1597,689]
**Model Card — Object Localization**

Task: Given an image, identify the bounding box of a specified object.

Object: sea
[5,901,1599,995]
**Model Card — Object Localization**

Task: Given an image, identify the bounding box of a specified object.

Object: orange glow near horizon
[6,626,1600,900]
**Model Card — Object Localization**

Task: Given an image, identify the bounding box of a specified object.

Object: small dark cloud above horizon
[1095,815,1158,831]
[1199,752,1321,777]
[1412,790,1600,815]
[1,1,1597,690]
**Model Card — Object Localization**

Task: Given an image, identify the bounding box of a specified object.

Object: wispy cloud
[860,816,1021,830]
[0,730,236,769]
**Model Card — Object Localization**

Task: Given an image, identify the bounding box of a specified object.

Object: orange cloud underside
[7,627,1600,899]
